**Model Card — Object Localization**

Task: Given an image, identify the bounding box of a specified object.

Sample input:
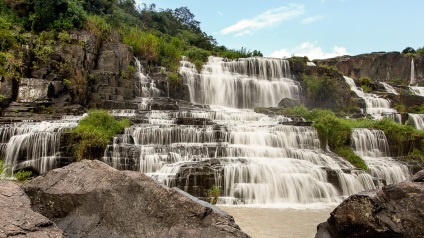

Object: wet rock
[0,181,64,238]
[315,169,424,238]
[277,98,300,108]
[24,160,250,238]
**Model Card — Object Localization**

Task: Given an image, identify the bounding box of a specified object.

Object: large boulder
[23,160,249,238]
[0,181,64,237]
[315,170,424,238]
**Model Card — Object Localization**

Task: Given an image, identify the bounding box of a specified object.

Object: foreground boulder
[316,170,424,238]
[23,160,249,238]
[0,181,64,238]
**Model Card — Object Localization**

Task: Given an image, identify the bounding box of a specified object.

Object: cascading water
[344,76,401,123]
[135,58,161,97]
[409,59,424,96]
[103,57,380,206]
[380,82,399,95]
[180,56,300,108]
[407,114,424,130]
[351,128,410,185]
[0,115,84,175]
[344,76,397,116]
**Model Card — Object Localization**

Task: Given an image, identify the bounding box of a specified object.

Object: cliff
[316,52,424,85]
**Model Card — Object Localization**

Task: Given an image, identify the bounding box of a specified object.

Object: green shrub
[72,109,130,161]
[160,37,182,71]
[84,14,110,38]
[14,170,32,182]
[204,185,220,205]
[303,75,339,105]
[410,105,424,113]
[63,79,72,86]
[29,0,87,31]
[0,160,6,177]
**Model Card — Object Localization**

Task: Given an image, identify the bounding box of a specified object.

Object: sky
[135,0,424,60]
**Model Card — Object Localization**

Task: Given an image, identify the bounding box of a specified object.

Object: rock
[315,169,424,238]
[0,181,64,238]
[24,160,250,238]
[277,98,300,108]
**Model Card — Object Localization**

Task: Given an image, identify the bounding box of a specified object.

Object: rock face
[0,181,64,238]
[316,52,424,85]
[23,160,250,238]
[315,170,424,238]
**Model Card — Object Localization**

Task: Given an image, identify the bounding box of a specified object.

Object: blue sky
[135,0,424,59]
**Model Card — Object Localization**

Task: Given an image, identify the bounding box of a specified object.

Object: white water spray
[351,128,410,185]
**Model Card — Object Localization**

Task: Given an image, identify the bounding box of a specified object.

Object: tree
[173,7,200,31]
[402,47,416,54]
[29,0,87,31]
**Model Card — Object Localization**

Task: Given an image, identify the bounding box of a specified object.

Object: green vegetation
[359,76,372,93]
[205,185,221,205]
[0,0,264,83]
[402,46,424,56]
[303,75,339,104]
[72,109,130,161]
[0,161,33,181]
[14,170,32,182]
[0,160,6,176]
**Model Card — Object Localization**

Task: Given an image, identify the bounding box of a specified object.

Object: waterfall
[135,58,161,97]
[407,114,424,130]
[180,56,300,108]
[410,59,417,86]
[0,116,83,175]
[380,82,399,95]
[103,105,376,206]
[351,128,410,185]
[344,76,397,116]
[408,58,424,96]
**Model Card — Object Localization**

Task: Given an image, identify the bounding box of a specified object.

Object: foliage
[72,109,130,161]
[402,47,416,54]
[121,65,136,79]
[410,105,424,114]
[14,170,32,182]
[218,47,263,60]
[29,0,87,31]
[160,37,183,71]
[204,185,220,205]
[84,14,111,38]
[168,72,181,84]
[319,64,339,73]
[63,79,72,86]
[0,160,6,177]
[303,75,339,104]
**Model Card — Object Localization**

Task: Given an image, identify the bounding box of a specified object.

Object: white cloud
[270,42,349,60]
[220,4,305,36]
[301,14,327,24]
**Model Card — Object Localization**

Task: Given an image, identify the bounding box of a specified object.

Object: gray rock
[0,181,64,238]
[277,98,300,108]
[24,160,250,238]
[315,169,424,238]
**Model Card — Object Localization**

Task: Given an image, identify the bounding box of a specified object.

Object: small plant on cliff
[14,170,32,182]
[72,110,131,161]
[359,77,372,93]
[0,160,6,178]
[205,185,221,205]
